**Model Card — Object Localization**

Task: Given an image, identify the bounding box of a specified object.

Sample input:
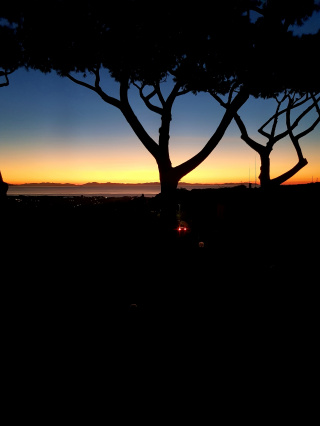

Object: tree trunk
[259,151,272,188]
[158,163,179,230]
[259,151,308,188]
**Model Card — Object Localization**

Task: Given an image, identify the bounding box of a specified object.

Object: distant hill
[10,182,160,186]
[9,181,250,187]
[81,182,160,186]
[11,182,77,186]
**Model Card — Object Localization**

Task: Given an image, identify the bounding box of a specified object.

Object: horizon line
[7,180,316,186]
[7,181,261,187]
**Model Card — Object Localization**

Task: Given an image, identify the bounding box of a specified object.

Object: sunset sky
[1,13,319,185]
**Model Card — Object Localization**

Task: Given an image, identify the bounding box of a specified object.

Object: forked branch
[286,94,320,161]
[66,68,159,159]
[0,70,13,87]
[65,68,122,109]
[258,93,315,140]
[133,82,163,115]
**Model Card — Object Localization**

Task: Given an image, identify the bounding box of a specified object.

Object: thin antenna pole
[255,157,257,188]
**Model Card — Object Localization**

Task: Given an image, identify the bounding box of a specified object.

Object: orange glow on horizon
[4,167,318,186]
[3,165,318,186]
[1,136,319,186]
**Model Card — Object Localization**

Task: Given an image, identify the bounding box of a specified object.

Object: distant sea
[7,183,249,197]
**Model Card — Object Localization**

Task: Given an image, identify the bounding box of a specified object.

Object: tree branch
[66,72,97,91]
[133,82,163,115]
[258,93,319,144]
[270,159,308,186]
[166,81,182,109]
[66,71,159,159]
[286,99,305,161]
[209,87,264,154]
[119,79,159,159]
[227,81,240,105]
[234,113,265,154]
[296,115,320,140]
[270,101,281,140]
[0,70,11,87]
[208,82,241,109]
[174,88,249,180]
[258,93,310,138]
[154,82,165,107]
[311,93,320,117]
[273,93,320,143]
[65,71,122,109]
[286,95,320,156]
[208,90,228,108]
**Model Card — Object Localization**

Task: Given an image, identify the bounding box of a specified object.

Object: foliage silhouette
[0,24,21,87]
[1,1,319,211]
[1,23,23,200]
[212,91,320,187]
[206,5,320,187]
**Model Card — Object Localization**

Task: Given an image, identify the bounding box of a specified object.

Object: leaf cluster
[0,24,22,72]
[1,0,319,97]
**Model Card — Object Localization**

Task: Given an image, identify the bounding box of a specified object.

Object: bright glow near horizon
[3,134,319,185]
[1,70,319,186]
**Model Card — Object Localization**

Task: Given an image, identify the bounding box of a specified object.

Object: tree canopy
[5,1,319,92]
[0,23,21,86]
[1,0,319,202]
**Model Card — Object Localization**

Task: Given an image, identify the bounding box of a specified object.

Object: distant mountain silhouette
[11,182,77,186]
[9,182,159,187]
[9,181,255,187]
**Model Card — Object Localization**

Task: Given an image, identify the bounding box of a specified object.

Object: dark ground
[1,184,319,413]
[1,183,318,311]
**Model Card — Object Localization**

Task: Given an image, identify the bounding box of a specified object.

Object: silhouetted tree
[212,91,320,187]
[1,1,319,215]
[206,2,320,187]
[0,21,22,85]
[0,1,248,221]
[1,23,22,197]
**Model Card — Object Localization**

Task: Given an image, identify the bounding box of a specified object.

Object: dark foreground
[1,184,319,413]
[1,183,319,308]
